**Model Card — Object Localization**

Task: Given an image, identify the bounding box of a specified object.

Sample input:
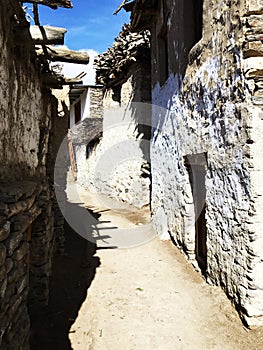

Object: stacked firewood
[95,24,150,87]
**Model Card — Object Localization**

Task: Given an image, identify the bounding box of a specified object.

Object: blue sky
[25,1,130,53]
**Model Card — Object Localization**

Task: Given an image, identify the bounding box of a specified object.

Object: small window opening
[86,134,102,159]
[112,86,121,103]
[74,101,81,124]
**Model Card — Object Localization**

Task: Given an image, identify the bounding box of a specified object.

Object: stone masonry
[0,1,67,348]
[74,27,151,208]
[130,0,263,326]
[89,87,104,119]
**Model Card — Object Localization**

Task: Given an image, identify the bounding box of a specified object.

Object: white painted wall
[77,103,150,208]
[149,0,263,327]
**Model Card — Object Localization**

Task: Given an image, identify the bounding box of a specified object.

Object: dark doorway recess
[185,153,207,272]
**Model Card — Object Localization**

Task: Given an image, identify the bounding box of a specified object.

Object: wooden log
[35,45,90,64]
[30,25,67,45]
[113,0,129,15]
[64,77,84,84]
[41,72,83,88]
[23,0,72,9]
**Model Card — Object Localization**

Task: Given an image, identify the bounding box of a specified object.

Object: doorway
[185,153,207,272]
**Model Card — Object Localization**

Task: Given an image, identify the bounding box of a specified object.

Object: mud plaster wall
[150,0,263,326]
[0,1,65,348]
[76,63,151,208]
[0,5,52,181]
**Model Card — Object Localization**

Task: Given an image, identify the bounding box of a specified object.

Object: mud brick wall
[149,0,263,326]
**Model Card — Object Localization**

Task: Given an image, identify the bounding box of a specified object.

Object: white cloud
[54,48,99,85]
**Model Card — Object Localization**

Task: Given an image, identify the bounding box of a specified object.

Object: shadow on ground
[29,211,101,349]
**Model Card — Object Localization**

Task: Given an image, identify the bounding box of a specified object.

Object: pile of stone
[95,24,150,87]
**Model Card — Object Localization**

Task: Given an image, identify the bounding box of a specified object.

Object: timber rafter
[29,25,67,45]
[22,0,72,9]
[19,0,90,89]
[35,45,90,64]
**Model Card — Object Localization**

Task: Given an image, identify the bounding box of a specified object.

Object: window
[74,101,81,124]
[112,85,121,104]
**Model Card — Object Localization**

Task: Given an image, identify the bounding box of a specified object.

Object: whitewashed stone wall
[150,0,263,326]
[74,56,151,208]
[76,92,150,208]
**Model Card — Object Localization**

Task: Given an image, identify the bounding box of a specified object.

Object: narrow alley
[1,0,263,349]
[33,182,263,350]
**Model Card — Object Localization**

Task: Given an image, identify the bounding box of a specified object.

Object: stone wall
[89,87,104,118]
[0,1,66,348]
[69,86,103,128]
[49,88,70,255]
[0,181,54,348]
[75,63,151,208]
[149,0,263,326]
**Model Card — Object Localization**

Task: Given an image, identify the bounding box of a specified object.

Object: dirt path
[66,183,263,350]
[31,181,263,349]
[69,239,263,350]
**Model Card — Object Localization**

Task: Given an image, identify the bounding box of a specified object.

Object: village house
[71,24,152,208]
[69,84,103,128]
[118,0,263,327]
[0,0,89,348]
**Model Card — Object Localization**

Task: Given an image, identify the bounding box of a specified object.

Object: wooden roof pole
[15,26,66,45]
[35,45,90,64]
[30,26,66,45]
[113,0,129,15]
[33,3,40,25]
[22,0,73,9]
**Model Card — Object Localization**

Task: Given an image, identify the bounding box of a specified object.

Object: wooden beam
[42,72,83,88]
[33,3,41,25]
[113,0,129,15]
[64,77,84,84]
[30,26,67,45]
[23,0,73,9]
[35,45,90,64]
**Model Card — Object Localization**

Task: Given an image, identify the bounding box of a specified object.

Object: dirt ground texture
[31,183,263,349]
